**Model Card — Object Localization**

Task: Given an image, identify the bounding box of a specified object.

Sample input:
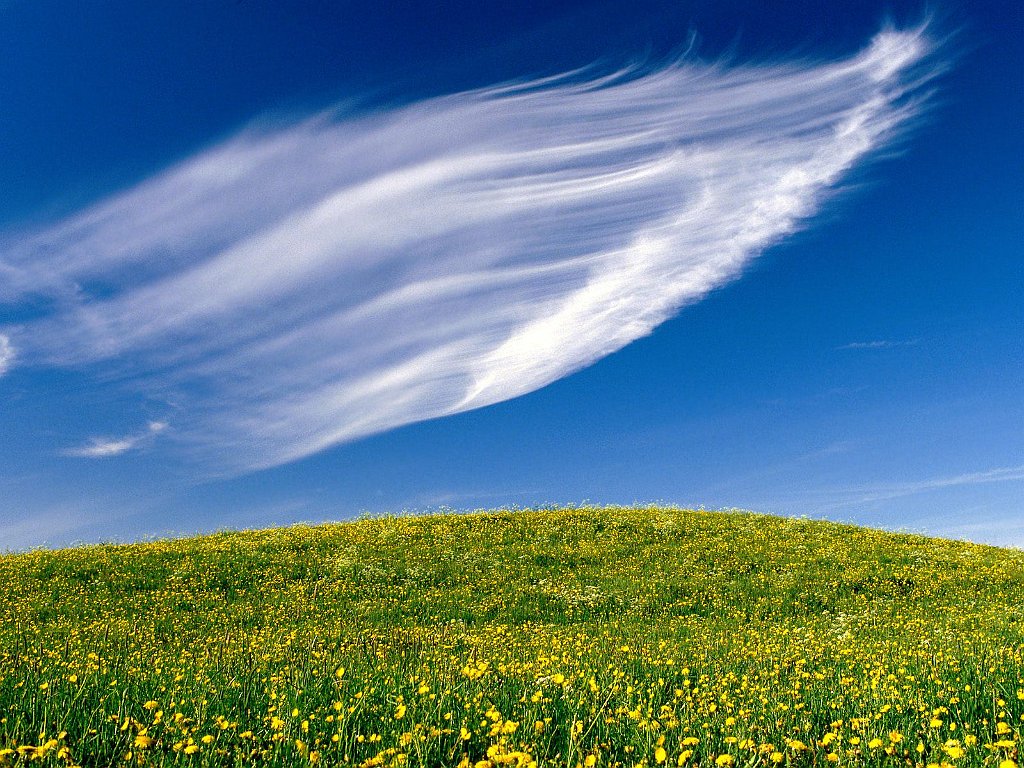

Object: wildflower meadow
[1,507,1022,767]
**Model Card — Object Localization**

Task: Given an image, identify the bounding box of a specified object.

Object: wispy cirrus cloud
[838,339,919,350]
[786,464,1024,515]
[845,464,1024,505]
[0,503,105,553]
[0,26,937,472]
[0,334,13,376]
[63,421,168,459]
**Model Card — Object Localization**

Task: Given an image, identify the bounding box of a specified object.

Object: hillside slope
[1,507,1022,767]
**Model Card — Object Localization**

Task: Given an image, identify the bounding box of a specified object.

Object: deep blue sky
[1,0,1021,550]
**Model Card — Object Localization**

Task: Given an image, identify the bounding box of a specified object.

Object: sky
[0,0,1021,551]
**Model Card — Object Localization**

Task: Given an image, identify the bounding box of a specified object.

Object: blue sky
[1,0,1021,551]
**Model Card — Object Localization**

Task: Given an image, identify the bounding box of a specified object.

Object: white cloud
[838,339,919,350]
[1,26,937,472]
[796,464,1024,514]
[849,464,1024,504]
[0,504,101,552]
[63,421,168,459]
[0,334,13,376]
[64,438,140,459]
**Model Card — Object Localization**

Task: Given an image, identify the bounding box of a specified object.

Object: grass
[1,506,1022,768]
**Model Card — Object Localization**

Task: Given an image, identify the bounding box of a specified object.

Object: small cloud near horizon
[807,463,1024,512]
[63,421,169,459]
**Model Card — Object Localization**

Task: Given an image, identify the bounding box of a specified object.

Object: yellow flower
[395,704,407,720]
[584,756,597,767]
[133,734,154,749]
[654,747,667,764]
[183,745,199,755]
[143,701,158,710]
[715,755,734,767]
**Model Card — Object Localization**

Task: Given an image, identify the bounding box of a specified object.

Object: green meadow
[1,507,1022,767]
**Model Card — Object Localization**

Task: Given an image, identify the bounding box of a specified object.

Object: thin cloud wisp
[0,27,936,471]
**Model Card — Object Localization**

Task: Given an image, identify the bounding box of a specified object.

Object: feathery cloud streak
[0,334,13,376]
[836,464,1024,507]
[838,339,919,350]
[0,27,935,471]
[63,421,169,458]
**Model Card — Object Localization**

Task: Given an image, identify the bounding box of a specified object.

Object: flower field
[1,506,1022,767]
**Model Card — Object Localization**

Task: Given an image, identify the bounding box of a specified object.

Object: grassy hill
[1,507,1022,768]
